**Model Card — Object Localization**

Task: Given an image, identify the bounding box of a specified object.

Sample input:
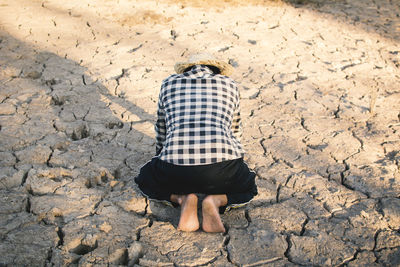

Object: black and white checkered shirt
[155,65,244,165]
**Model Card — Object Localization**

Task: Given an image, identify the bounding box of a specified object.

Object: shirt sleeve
[232,88,243,141]
[155,91,166,155]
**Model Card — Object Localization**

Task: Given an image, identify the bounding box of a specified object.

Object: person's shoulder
[222,75,237,83]
[161,73,183,87]
[217,75,238,88]
[162,73,180,83]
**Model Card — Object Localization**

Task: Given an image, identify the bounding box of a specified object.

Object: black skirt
[134,157,258,213]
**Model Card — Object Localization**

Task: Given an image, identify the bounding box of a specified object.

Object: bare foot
[202,195,228,233]
[171,194,199,232]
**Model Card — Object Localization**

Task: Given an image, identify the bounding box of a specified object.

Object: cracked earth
[0,0,400,266]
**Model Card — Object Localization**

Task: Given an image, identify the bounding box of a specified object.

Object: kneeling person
[135,53,258,233]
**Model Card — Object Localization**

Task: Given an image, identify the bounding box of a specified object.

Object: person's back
[156,65,244,165]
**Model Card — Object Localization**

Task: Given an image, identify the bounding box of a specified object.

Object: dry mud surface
[0,0,400,266]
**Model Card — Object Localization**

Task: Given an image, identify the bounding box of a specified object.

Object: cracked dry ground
[0,0,400,266]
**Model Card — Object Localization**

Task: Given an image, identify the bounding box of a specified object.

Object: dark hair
[204,65,221,74]
[183,65,221,74]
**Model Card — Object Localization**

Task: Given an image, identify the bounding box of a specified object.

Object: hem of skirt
[221,198,254,214]
[136,187,177,208]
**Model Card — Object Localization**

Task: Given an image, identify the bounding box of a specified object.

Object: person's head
[174,53,233,76]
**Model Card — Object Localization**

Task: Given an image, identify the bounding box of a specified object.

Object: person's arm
[232,89,243,141]
[155,93,166,155]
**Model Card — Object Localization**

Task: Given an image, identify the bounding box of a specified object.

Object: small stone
[127,241,143,267]
[99,222,112,233]
[228,59,239,67]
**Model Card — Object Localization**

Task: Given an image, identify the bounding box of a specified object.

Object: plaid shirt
[155,65,244,165]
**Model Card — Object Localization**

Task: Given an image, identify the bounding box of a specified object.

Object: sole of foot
[177,193,199,232]
[202,196,226,233]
